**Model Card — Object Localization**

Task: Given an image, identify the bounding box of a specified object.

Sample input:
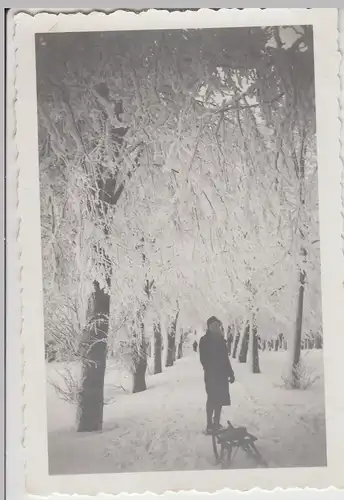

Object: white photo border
[13,8,344,495]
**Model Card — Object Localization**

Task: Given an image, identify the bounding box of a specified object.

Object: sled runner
[211,421,268,469]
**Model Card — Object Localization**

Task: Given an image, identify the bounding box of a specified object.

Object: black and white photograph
[13,8,344,495]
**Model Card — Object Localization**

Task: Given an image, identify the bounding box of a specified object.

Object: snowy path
[47,350,326,475]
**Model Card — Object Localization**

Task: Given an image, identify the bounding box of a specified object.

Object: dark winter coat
[199,331,235,406]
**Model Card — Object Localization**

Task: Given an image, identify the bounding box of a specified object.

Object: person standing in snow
[193,340,198,352]
[199,316,235,434]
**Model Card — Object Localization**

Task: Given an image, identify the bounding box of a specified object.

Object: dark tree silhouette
[165,310,179,367]
[238,323,250,363]
[232,331,241,359]
[153,322,163,374]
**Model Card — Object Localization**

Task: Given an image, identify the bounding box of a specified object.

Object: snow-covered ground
[47,349,326,475]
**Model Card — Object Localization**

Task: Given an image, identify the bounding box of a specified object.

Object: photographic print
[13,8,344,495]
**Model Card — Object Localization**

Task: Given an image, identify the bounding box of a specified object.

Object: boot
[213,406,223,431]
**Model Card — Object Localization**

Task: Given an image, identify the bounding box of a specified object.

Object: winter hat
[207,316,221,328]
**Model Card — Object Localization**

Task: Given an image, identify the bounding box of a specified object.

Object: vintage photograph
[36,24,326,475]
[13,8,343,495]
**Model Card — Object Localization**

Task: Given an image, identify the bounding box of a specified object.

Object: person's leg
[206,397,214,429]
[213,405,222,428]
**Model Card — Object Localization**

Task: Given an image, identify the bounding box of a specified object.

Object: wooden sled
[211,420,268,469]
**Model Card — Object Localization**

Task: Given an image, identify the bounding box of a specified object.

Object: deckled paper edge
[340,10,344,262]
[6,7,26,500]
[10,7,344,497]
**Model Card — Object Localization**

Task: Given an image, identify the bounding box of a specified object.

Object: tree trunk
[226,326,233,356]
[278,333,284,349]
[257,335,261,350]
[238,324,250,363]
[177,337,183,359]
[274,339,279,351]
[252,323,261,374]
[77,282,110,432]
[291,131,307,388]
[172,343,177,363]
[232,332,241,359]
[132,311,147,393]
[315,333,323,349]
[165,311,179,367]
[131,269,154,392]
[133,348,147,393]
[292,269,306,388]
[166,343,173,366]
[153,322,162,374]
